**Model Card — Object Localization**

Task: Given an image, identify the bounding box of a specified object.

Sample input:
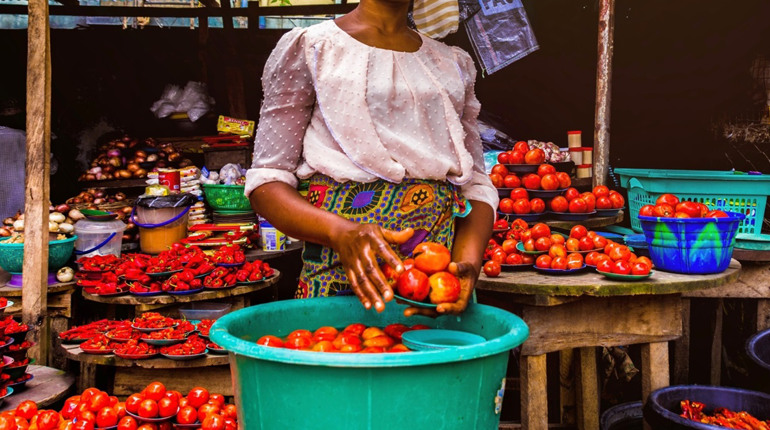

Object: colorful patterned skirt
[297,175,470,298]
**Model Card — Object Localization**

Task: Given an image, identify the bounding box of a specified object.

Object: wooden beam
[198,0,219,8]
[0,4,356,17]
[592,0,615,188]
[24,0,52,366]
[53,0,80,6]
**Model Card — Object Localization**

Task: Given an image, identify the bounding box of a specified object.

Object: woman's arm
[250,182,413,312]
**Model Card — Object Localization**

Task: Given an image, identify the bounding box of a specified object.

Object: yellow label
[217,115,255,137]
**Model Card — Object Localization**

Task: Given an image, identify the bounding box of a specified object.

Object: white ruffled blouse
[245,20,499,211]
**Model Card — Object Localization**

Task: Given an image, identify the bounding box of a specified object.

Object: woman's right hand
[331,223,414,313]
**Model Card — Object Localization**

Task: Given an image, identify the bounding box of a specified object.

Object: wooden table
[0,365,75,411]
[61,344,232,396]
[475,260,741,430]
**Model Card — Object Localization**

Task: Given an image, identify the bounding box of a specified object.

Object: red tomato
[530,198,546,214]
[608,192,625,209]
[395,268,430,301]
[96,407,119,429]
[631,262,651,275]
[115,403,127,419]
[612,260,631,275]
[550,256,568,270]
[201,414,225,430]
[164,391,183,403]
[482,260,501,277]
[505,253,523,265]
[534,237,552,252]
[548,244,566,259]
[535,255,552,269]
[592,235,608,250]
[565,237,580,252]
[530,223,551,239]
[0,416,15,430]
[512,199,531,215]
[639,205,655,217]
[503,174,521,188]
[413,242,451,274]
[509,151,525,164]
[223,418,237,430]
[550,233,565,246]
[674,212,690,218]
[510,187,529,200]
[491,164,509,177]
[491,249,507,264]
[512,141,528,153]
[13,417,27,430]
[81,388,100,404]
[596,258,613,273]
[549,196,569,213]
[522,174,541,190]
[540,174,560,191]
[579,193,596,212]
[256,335,283,348]
[125,394,145,415]
[287,329,312,339]
[73,420,94,430]
[653,204,674,217]
[117,416,138,430]
[493,218,508,230]
[636,256,653,269]
[522,239,536,252]
[384,324,410,341]
[524,148,546,165]
[143,382,166,402]
[556,172,571,189]
[656,193,680,206]
[157,397,178,418]
[498,198,514,214]
[706,210,728,218]
[497,152,510,164]
[569,225,588,239]
[537,164,556,177]
[137,400,159,419]
[176,406,198,425]
[15,401,37,421]
[89,392,110,412]
[136,425,157,430]
[592,185,610,198]
[501,239,518,254]
[36,411,60,430]
[283,335,312,350]
[342,323,366,336]
[197,405,220,424]
[697,203,709,217]
[578,236,595,251]
[79,409,97,424]
[568,198,587,214]
[584,251,601,266]
[109,396,119,407]
[564,187,580,201]
[489,173,504,188]
[595,196,613,209]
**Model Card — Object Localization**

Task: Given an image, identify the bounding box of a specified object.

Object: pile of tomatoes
[257,322,430,353]
[0,381,239,430]
[639,193,728,218]
[380,242,461,305]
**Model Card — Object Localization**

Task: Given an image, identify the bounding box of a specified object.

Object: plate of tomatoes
[515,242,546,255]
[113,340,158,359]
[533,264,587,276]
[79,335,117,355]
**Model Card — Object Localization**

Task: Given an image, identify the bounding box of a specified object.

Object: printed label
[494,377,506,415]
[479,0,522,16]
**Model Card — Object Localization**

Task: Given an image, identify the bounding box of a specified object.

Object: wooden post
[592,0,615,188]
[641,342,669,430]
[23,0,52,366]
[520,354,548,430]
[576,347,599,430]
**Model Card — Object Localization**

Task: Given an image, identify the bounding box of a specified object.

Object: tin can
[158,170,181,193]
[259,221,285,251]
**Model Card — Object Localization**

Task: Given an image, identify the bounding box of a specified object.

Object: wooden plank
[683,263,770,299]
[0,275,75,295]
[672,298,691,385]
[47,291,72,318]
[23,0,52,367]
[0,366,75,411]
[113,366,232,396]
[592,0,615,188]
[476,260,741,298]
[641,342,669,430]
[757,299,770,331]
[79,363,97,392]
[520,295,682,356]
[520,354,548,430]
[710,299,724,386]
[63,344,230,368]
[575,347,599,430]
[558,350,575,426]
[49,317,71,370]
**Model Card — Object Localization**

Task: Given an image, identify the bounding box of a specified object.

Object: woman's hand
[332,224,414,313]
[402,261,478,317]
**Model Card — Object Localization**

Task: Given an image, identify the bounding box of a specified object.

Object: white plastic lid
[73,218,127,234]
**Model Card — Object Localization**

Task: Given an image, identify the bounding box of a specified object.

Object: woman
[246,0,498,315]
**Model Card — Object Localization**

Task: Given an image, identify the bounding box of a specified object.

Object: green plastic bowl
[210,296,529,430]
[201,184,251,212]
[0,236,77,274]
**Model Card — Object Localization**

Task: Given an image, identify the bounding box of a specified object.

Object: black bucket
[746,327,770,372]
[601,401,643,430]
[643,385,770,429]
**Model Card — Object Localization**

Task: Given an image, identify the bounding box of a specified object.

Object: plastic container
[567,130,582,148]
[202,184,251,212]
[74,219,126,258]
[577,164,593,178]
[569,147,583,165]
[601,401,642,430]
[210,296,529,430]
[178,302,232,321]
[643,385,770,429]
[0,236,77,274]
[746,327,770,372]
[132,194,196,254]
[259,220,285,251]
[614,168,770,235]
[638,211,744,274]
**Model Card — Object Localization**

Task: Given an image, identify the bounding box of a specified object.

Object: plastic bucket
[638,211,745,274]
[210,296,529,430]
[132,205,190,254]
[73,219,126,258]
[643,385,770,429]
[601,401,642,430]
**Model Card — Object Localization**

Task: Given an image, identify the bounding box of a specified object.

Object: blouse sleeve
[453,47,499,212]
[245,28,316,197]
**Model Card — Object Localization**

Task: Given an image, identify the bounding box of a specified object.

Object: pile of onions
[65,189,127,206]
[78,135,193,181]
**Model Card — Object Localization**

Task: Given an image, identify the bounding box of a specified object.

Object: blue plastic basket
[614,168,770,235]
[638,211,744,274]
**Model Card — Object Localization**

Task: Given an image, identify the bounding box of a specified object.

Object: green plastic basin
[0,236,77,274]
[210,296,529,430]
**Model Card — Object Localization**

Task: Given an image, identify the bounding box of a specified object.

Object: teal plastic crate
[614,168,770,235]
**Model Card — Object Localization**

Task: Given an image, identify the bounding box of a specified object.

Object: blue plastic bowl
[746,327,770,372]
[638,212,744,274]
[0,236,77,274]
[644,385,770,429]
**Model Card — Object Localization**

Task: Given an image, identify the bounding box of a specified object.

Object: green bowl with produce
[202,184,251,212]
[0,236,77,274]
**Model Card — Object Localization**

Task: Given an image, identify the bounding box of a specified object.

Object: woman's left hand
[402,261,477,317]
